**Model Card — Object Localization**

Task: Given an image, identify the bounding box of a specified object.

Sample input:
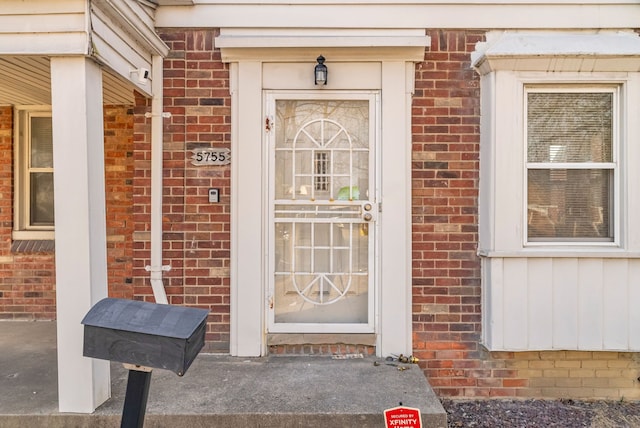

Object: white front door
[266,91,379,333]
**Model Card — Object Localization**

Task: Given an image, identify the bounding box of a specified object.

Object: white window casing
[13,106,55,241]
[525,86,617,245]
[474,31,640,352]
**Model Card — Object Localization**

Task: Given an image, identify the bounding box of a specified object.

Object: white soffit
[214,29,430,62]
[472,31,640,74]
[0,56,135,106]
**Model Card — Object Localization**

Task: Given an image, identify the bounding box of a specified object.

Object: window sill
[12,230,54,240]
[11,240,55,253]
[478,248,640,259]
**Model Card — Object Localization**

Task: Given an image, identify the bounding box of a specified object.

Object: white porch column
[51,57,110,413]
[379,61,414,356]
[229,61,264,356]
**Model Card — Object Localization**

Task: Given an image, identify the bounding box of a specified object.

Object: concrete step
[0,322,447,427]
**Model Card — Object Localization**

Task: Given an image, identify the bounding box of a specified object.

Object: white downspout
[144,54,169,304]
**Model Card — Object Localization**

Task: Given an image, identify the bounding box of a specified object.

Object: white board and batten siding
[483,257,640,352]
[476,32,640,353]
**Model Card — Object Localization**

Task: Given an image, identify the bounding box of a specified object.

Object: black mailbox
[82,298,209,376]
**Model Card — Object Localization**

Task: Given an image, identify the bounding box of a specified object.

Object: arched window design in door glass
[273,99,372,325]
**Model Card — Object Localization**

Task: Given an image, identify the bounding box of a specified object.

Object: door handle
[362,202,375,221]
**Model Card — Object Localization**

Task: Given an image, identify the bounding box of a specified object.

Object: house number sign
[190,148,231,166]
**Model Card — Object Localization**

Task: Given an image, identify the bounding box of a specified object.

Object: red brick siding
[131,92,154,302]
[269,344,376,356]
[411,30,487,396]
[0,107,56,319]
[134,29,232,352]
[410,30,640,400]
[0,255,56,319]
[0,105,135,319]
[104,105,135,299]
[0,107,12,248]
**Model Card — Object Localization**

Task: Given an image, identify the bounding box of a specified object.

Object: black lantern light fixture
[314,55,327,86]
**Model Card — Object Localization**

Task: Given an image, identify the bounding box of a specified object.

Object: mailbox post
[82,298,209,427]
[120,365,153,427]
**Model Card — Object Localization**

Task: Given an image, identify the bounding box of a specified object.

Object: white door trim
[264,90,380,334]
[226,41,419,357]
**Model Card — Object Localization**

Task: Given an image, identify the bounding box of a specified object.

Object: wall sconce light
[314,55,327,86]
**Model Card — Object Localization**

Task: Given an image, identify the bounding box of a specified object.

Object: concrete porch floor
[0,321,446,427]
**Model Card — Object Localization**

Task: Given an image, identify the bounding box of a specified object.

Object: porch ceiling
[0,56,136,106]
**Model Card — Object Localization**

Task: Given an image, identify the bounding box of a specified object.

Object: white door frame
[265,90,380,334]
[219,29,429,357]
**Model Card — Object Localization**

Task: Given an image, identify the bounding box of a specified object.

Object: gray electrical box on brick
[208,188,219,203]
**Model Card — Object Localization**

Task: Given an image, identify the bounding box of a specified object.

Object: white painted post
[51,57,110,413]
[379,61,413,357]
[230,61,264,356]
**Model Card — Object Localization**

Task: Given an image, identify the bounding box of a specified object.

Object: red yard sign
[384,405,422,428]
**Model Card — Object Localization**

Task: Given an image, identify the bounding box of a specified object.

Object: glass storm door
[267,92,379,333]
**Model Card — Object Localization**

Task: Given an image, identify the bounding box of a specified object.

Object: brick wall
[104,105,135,299]
[410,29,640,400]
[0,107,12,252]
[505,351,640,400]
[411,29,485,395]
[135,29,232,352]
[0,105,135,319]
[131,92,153,302]
[0,107,56,319]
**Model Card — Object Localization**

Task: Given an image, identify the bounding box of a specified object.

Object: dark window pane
[30,117,53,168]
[527,93,612,163]
[30,172,54,225]
[528,169,611,240]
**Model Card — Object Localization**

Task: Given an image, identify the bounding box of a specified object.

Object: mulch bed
[442,398,640,428]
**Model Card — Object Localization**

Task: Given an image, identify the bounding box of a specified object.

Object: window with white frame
[474,31,640,352]
[14,107,54,238]
[525,87,616,243]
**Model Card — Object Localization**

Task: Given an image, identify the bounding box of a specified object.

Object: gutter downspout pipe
[144,54,169,304]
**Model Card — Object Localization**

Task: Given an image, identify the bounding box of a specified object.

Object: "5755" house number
[190,148,231,166]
